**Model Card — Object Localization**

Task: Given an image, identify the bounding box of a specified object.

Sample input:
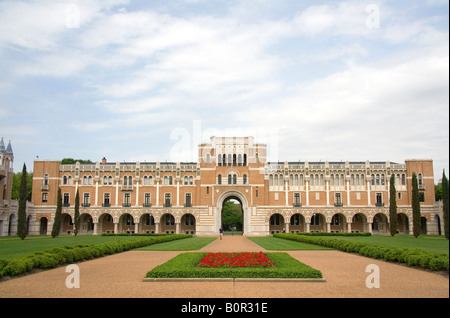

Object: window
[228,174,232,185]
[165,193,171,207]
[291,214,300,226]
[418,173,423,186]
[185,214,195,226]
[123,193,131,207]
[243,174,247,185]
[419,192,425,202]
[401,174,406,186]
[83,193,90,206]
[63,193,70,207]
[294,193,301,207]
[189,176,193,185]
[103,193,110,207]
[44,174,49,186]
[206,186,209,195]
[233,174,237,185]
[218,154,222,166]
[185,193,192,207]
[376,193,383,206]
[42,193,48,203]
[334,193,342,206]
[126,214,134,226]
[255,188,259,198]
[206,154,210,164]
[144,193,151,207]
[398,192,402,200]
[218,174,222,185]
[145,214,154,226]
[63,176,68,185]
[184,176,188,185]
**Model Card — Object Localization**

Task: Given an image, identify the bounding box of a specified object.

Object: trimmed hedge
[295,232,372,237]
[273,233,449,272]
[146,252,323,279]
[0,234,191,278]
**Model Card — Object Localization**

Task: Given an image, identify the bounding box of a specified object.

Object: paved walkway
[0,236,448,298]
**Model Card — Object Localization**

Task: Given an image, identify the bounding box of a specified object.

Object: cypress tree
[16,163,28,240]
[74,188,80,236]
[411,173,421,238]
[389,174,398,237]
[442,170,449,239]
[51,187,62,238]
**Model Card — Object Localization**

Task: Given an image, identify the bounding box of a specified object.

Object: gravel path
[0,236,448,298]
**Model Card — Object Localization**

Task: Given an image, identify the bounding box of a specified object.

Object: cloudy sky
[0,0,448,182]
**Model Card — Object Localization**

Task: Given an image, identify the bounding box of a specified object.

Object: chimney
[102,157,107,165]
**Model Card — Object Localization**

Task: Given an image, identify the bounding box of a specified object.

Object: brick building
[9,136,444,236]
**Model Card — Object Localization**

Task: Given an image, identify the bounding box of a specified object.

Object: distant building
[9,136,443,236]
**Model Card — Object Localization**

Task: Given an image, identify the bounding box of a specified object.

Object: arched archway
[181,213,196,234]
[269,213,284,234]
[216,190,249,235]
[39,217,48,235]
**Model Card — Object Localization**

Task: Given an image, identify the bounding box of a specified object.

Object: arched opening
[397,213,409,234]
[161,213,175,234]
[421,216,427,235]
[373,213,389,234]
[221,198,243,235]
[79,213,94,234]
[98,213,114,233]
[434,214,442,235]
[61,213,73,235]
[330,213,346,233]
[119,213,135,234]
[352,213,368,233]
[269,213,284,234]
[181,213,196,235]
[139,213,155,234]
[289,213,305,233]
[310,213,326,232]
[39,217,48,235]
[8,214,15,236]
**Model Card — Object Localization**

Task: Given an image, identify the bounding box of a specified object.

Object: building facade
[20,136,443,236]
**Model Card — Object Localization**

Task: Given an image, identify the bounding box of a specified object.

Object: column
[134,222,139,234]
[368,221,373,234]
[115,181,119,206]
[367,180,371,205]
[326,180,330,206]
[346,180,351,206]
[347,222,352,233]
[306,222,311,233]
[93,222,98,235]
[95,181,99,206]
[305,181,309,206]
[176,222,180,234]
[284,220,290,233]
[176,181,180,207]
[285,180,289,206]
[114,222,118,234]
[326,222,331,233]
[155,221,160,234]
[135,180,139,206]
[156,181,160,206]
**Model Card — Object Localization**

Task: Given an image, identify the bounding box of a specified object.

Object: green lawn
[326,235,449,254]
[248,236,333,251]
[145,252,323,279]
[0,235,164,259]
[135,237,217,251]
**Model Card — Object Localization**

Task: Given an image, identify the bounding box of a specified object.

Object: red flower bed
[199,252,275,268]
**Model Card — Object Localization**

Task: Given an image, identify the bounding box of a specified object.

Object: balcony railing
[102,202,111,207]
[164,202,172,208]
[184,203,192,208]
[122,203,131,207]
[334,202,343,207]
[82,203,90,207]
[418,184,426,190]
[41,184,49,191]
[121,185,134,191]
[376,202,385,207]
[293,203,302,208]
[143,203,152,208]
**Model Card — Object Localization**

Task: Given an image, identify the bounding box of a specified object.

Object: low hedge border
[295,232,372,237]
[145,252,323,279]
[0,234,191,278]
[273,233,449,272]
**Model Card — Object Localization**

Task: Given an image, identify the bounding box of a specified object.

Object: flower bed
[145,252,323,279]
[199,252,274,268]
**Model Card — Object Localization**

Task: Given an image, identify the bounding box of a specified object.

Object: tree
[389,174,398,237]
[411,173,421,238]
[16,164,28,240]
[11,171,33,201]
[74,188,80,236]
[222,200,243,231]
[51,187,62,238]
[442,170,449,239]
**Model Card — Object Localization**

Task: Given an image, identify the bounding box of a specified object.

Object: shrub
[1,258,33,276]
[274,233,449,272]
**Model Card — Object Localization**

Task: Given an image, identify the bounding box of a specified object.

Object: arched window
[401,174,406,185]
[228,174,232,185]
[233,174,237,185]
[164,176,168,185]
[218,174,222,185]
[189,176,194,185]
[63,176,68,185]
[88,175,93,185]
[128,176,132,186]
[44,174,49,186]
[123,176,128,185]
[376,174,380,185]
[218,154,222,166]
[238,154,242,166]
[83,175,88,185]
[108,176,112,185]
[184,176,188,185]
[206,154,210,164]
[243,174,247,185]
[169,176,173,185]
[269,174,273,187]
